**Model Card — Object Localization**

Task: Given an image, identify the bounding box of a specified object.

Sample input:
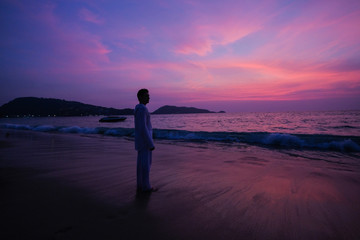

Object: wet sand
[1,129,360,239]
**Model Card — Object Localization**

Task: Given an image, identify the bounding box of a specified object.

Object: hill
[0,97,134,117]
[152,105,217,114]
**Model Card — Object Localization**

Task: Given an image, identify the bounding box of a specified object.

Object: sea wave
[1,123,360,152]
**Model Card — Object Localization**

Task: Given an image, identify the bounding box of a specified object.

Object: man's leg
[136,152,143,191]
[137,150,152,191]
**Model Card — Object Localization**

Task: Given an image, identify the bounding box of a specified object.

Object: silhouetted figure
[134,89,157,193]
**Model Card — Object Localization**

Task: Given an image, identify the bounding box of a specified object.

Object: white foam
[1,123,359,152]
[262,133,306,147]
[1,123,31,130]
[319,139,360,152]
[33,125,56,132]
[59,126,98,134]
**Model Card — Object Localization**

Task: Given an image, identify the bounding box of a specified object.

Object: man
[134,89,157,193]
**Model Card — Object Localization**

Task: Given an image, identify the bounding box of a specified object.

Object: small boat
[99,116,127,122]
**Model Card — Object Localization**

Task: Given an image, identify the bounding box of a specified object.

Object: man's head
[137,88,150,105]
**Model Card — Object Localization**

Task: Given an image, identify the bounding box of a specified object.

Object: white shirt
[134,104,154,151]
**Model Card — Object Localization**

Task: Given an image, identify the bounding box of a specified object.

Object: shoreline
[1,129,360,239]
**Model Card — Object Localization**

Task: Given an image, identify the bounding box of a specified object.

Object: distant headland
[0,97,225,117]
[152,105,224,114]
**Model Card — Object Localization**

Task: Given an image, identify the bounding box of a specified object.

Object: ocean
[1,110,359,153]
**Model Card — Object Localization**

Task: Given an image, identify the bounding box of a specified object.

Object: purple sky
[1,0,360,112]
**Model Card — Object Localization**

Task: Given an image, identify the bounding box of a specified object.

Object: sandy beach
[1,129,360,239]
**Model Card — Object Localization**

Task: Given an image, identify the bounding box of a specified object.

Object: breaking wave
[1,123,360,152]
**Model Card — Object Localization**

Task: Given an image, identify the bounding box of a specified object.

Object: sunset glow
[1,0,359,112]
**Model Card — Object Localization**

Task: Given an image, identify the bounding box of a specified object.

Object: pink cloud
[173,21,263,56]
[177,56,360,102]
[253,1,360,62]
[17,3,112,75]
[79,8,104,24]
[174,37,213,56]
[168,2,357,102]
[170,1,275,56]
[111,26,149,52]
[94,47,359,102]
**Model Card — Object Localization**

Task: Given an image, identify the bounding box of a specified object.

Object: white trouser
[137,150,152,191]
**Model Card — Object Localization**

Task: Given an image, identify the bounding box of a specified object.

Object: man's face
[140,92,150,105]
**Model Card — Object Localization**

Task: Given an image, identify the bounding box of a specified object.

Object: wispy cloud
[173,22,262,56]
[79,8,104,24]
[170,1,273,56]
[11,2,111,74]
